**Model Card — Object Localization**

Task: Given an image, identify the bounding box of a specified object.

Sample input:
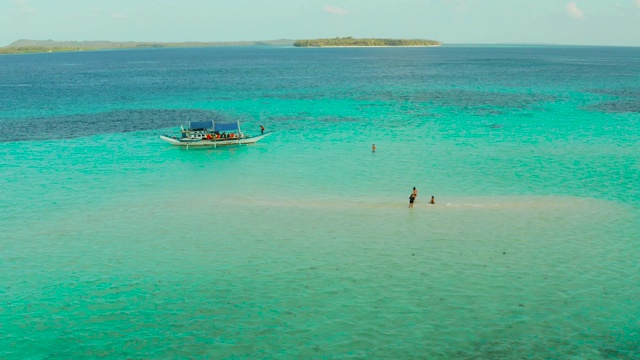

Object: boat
[160,119,271,147]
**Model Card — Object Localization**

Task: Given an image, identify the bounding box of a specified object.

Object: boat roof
[188,120,214,130]
[188,120,239,131]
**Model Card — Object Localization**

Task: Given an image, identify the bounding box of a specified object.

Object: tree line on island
[293,37,442,47]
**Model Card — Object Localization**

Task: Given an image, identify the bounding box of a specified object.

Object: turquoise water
[1,46,639,358]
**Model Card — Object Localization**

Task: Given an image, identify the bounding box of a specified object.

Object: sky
[2,0,640,47]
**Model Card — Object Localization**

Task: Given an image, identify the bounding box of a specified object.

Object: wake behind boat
[160,119,271,147]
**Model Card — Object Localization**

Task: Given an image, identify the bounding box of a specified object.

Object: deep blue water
[3,46,640,132]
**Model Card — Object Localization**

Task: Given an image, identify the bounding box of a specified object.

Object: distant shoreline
[0,39,295,55]
[2,38,634,55]
[308,45,442,48]
[294,37,442,48]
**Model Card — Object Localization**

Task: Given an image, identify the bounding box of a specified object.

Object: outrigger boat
[160,119,270,147]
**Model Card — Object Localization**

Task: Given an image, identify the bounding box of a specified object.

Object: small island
[293,37,442,47]
[0,39,295,55]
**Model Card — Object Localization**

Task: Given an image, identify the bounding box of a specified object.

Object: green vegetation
[0,39,295,55]
[294,37,441,47]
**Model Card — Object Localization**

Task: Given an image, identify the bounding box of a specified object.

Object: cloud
[14,0,37,15]
[566,2,584,19]
[635,0,640,7]
[323,5,348,16]
[444,0,469,13]
[112,13,126,20]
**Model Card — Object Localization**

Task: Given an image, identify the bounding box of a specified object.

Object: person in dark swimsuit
[409,194,415,208]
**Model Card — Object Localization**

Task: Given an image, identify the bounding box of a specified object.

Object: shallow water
[1,46,639,358]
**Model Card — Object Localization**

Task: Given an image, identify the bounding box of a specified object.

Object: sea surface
[1,45,639,359]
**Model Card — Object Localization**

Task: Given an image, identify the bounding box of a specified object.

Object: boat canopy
[189,120,214,130]
[188,120,239,132]
[215,122,239,132]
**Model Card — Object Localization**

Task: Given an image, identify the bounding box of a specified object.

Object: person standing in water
[372,144,376,152]
[430,196,435,204]
[260,125,265,135]
[412,187,418,201]
[409,193,415,208]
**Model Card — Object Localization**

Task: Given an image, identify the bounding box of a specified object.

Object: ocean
[1,45,639,359]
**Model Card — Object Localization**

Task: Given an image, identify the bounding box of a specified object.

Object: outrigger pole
[212,118,217,148]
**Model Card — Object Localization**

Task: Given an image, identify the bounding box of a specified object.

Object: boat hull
[160,132,271,147]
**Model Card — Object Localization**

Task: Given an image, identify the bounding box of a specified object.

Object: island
[0,39,295,55]
[0,37,443,55]
[293,37,442,47]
